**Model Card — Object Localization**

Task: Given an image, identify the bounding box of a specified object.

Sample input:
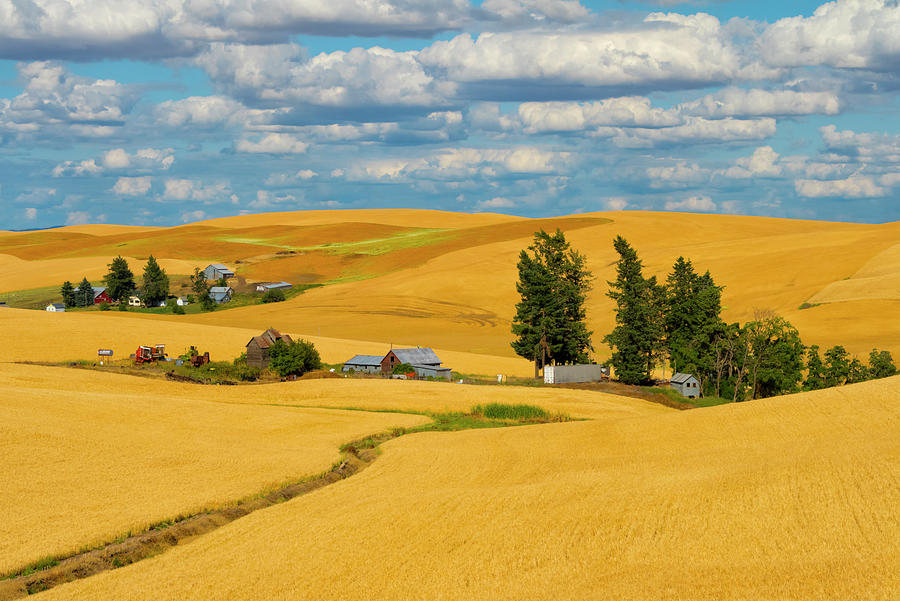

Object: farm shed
[246,328,294,369]
[203,264,235,280]
[46,303,65,312]
[91,287,112,304]
[544,364,610,384]
[381,347,451,380]
[671,373,700,399]
[209,286,233,304]
[342,355,384,374]
[128,296,142,307]
[256,282,293,292]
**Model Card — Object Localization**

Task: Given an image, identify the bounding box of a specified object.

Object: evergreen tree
[868,348,897,380]
[104,256,135,302]
[60,280,76,308]
[663,257,726,392]
[191,267,215,312]
[141,255,169,306]
[511,229,593,377]
[847,357,869,384]
[824,345,850,387]
[75,277,94,307]
[603,236,656,385]
[803,345,826,390]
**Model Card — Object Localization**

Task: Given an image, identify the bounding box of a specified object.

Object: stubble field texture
[30,376,900,601]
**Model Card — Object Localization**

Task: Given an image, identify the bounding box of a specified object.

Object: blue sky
[1,0,898,229]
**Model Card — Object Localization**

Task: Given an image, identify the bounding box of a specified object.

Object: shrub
[471,403,549,420]
[260,288,286,303]
[172,304,185,315]
[392,362,415,375]
[117,301,128,311]
[98,301,111,311]
[268,338,321,378]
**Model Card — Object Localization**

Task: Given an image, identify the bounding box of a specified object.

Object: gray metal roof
[209,286,232,292]
[50,303,65,309]
[671,372,697,384]
[391,347,441,365]
[91,286,106,297]
[263,281,292,288]
[344,355,384,366]
[209,263,231,270]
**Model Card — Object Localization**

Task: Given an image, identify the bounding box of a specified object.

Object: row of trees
[511,230,896,401]
[60,256,169,308]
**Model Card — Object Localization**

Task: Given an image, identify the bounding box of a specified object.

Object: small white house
[128,296,142,307]
[176,296,189,306]
[46,303,66,312]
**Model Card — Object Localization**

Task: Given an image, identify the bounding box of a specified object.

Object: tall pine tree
[60,280,76,308]
[142,255,169,306]
[803,345,826,390]
[104,256,135,302]
[511,229,592,377]
[75,277,94,307]
[603,236,656,385]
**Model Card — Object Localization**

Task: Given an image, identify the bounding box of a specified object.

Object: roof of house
[49,303,65,309]
[207,264,234,273]
[344,355,384,366]
[91,286,107,298]
[671,372,697,384]
[260,281,292,289]
[390,347,442,365]
[209,286,233,293]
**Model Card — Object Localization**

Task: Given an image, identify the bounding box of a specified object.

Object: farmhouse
[176,296,189,306]
[209,286,233,304]
[91,287,112,304]
[46,303,65,312]
[670,373,700,399]
[246,328,293,369]
[256,282,292,292]
[381,347,452,381]
[128,295,142,307]
[341,355,383,374]
[203,264,235,280]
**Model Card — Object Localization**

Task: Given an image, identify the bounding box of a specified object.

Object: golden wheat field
[30,376,899,601]
[5,210,900,360]
[0,363,429,575]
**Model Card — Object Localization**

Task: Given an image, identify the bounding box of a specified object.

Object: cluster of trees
[511,230,896,401]
[59,256,169,309]
[604,236,896,400]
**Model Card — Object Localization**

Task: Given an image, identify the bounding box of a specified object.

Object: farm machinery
[134,344,168,364]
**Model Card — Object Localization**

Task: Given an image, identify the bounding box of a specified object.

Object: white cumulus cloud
[664,195,717,212]
[795,175,885,198]
[235,133,309,154]
[112,176,151,196]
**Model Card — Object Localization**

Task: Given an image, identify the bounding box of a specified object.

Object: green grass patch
[472,403,549,420]
[5,555,60,580]
[798,302,821,310]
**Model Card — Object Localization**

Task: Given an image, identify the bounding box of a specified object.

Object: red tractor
[134,344,167,364]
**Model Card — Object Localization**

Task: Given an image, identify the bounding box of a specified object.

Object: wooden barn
[246,328,293,369]
[381,347,451,381]
[670,372,700,399]
[91,287,112,304]
[203,264,235,280]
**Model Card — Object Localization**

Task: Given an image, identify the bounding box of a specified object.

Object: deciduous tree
[868,348,897,380]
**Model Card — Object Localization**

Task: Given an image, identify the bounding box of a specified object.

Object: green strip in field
[216,228,452,256]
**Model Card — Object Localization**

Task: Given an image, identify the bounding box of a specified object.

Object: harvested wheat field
[5,210,900,359]
[31,376,899,601]
[0,363,428,575]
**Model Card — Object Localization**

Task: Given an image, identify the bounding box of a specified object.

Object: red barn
[92,287,112,304]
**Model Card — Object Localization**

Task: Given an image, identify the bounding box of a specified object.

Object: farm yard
[0,210,897,600]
